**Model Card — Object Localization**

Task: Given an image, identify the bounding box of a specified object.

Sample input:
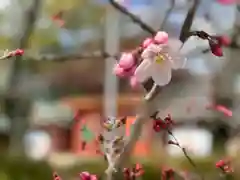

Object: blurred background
[0,0,239,179]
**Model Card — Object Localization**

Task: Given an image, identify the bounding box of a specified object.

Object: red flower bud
[14,49,24,56]
[217,35,231,46]
[153,120,164,132]
[7,49,24,58]
[209,43,223,57]
[215,159,233,174]
[216,160,226,168]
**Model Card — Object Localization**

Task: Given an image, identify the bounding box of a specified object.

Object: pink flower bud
[154,31,168,44]
[113,64,125,77]
[90,175,98,180]
[8,49,24,57]
[118,53,135,69]
[79,172,90,180]
[142,38,153,48]
[14,49,24,56]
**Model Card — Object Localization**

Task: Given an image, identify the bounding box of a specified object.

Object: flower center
[155,54,165,64]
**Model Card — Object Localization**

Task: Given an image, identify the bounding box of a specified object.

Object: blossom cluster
[113,31,187,88]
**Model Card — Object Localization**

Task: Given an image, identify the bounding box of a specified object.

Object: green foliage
[59,159,237,180]
[0,157,237,180]
[0,36,12,49]
[29,29,60,50]
[0,156,52,180]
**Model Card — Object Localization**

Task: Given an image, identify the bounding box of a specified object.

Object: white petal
[150,61,172,86]
[168,38,183,50]
[141,44,162,59]
[149,44,163,53]
[179,36,209,55]
[168,53,187,69]
[134,59,152,83]
[167,38,187,69]
[141,48,155,59]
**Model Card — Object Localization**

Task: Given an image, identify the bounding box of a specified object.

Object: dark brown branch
[179,0,200,42]
[109,0,156,36]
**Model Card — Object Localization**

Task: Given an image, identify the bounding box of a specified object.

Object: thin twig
[26,51,114,61]
[109,0,156,36]
[0,50,117,61]
[168,130,205,180]
[160,0,176,30]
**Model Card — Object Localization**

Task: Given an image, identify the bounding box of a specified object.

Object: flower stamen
[155,54,165,64]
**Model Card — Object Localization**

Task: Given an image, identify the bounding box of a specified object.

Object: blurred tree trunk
[5,0,41,156]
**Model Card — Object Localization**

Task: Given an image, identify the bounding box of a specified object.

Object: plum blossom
[114,31,181,88]
[142,31,168,48]
[135,36,187,86]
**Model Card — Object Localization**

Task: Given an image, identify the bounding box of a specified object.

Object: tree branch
[109,0,156,36]
[104,79,190,180]
[105,91,155,180]
[25,51,114,61]
[179,0,200,42]
[104,2,201,179]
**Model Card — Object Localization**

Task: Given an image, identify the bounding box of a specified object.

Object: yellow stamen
[155,54,164,64]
